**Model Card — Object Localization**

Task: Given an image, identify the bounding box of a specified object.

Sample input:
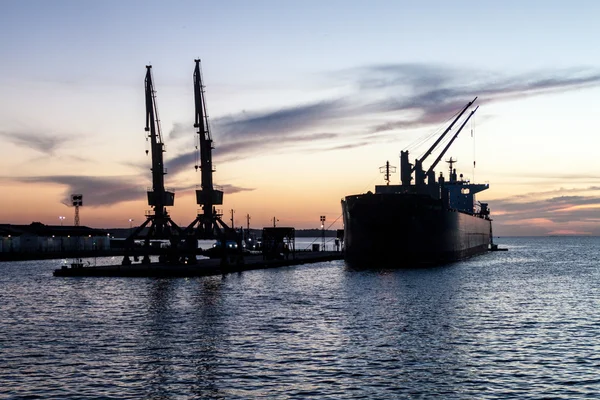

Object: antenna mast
[379,161,397,185]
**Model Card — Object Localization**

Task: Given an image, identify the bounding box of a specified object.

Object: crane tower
[122,65,182,265]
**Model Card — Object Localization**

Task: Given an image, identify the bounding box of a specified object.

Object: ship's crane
[122,65,181,265]
[425,106,479,176]
[412,97,477,177]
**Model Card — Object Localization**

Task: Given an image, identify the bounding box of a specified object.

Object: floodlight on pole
[320,216,326,251]
[71,194,83,226]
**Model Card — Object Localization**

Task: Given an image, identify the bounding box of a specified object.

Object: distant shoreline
[103,228,341,239]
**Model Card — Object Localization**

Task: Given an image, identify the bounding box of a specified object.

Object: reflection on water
[1,237,599,398]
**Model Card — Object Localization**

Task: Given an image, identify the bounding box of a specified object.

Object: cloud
[220,184,255,194]
[14,175,145,206]
[358,65,600,133]
[166,132,340,176]
[0,130,69,155]
[166,151,197,176]
[490,187,600,234]
[547,229,594,236]
[321,141,372,152]
[164,64,600,167]
[167,178,255,194]
[168,122,190,140]
[494,185,600,201]
[7,173,256,208]
[215,99,347,140]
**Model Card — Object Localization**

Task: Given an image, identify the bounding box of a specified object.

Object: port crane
[183,59,228,238]
[122,65,182,265]
[183,60,242,263]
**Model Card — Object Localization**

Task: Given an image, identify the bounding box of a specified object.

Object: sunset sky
[1,0,600,235]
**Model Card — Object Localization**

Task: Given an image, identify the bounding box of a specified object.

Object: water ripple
[1,237,600,398]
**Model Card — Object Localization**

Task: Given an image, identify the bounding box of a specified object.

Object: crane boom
[145,65,168,220]
[192,59,224,239]
[426,106,479,176]
[194,59,214,192]
[414,97,477,170]
[122,65,180,266]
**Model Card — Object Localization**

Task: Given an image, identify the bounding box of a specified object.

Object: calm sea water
[1,237,599,399]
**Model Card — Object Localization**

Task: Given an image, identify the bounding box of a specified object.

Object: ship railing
[195,208,224,217]
[194,184,223,191]
[146,187,175,192]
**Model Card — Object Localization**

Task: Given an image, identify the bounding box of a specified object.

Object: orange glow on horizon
[502,217,553,226]
[547,229,593,236]
[553,204,600,213]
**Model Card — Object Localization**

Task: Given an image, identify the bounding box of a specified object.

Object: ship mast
[446,157,457,182]
[379,161,396,185]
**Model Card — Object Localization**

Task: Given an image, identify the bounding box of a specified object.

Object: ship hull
[342,193,491,267]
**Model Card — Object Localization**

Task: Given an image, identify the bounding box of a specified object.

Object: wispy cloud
[168,122,190,140]
[6,173,256,208]
[358,65,600,133]
[321,141,372,152]
[215,99,347,140]
[219,184,255,194]
[166,132,340,176]
[0,130,70,155]
[14,175,145,206]
[491,186,600,234]
[165,64,600,168]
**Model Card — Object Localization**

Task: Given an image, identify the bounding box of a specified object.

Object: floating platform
[53,251,343,278]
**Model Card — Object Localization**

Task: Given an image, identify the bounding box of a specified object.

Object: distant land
[105,228,340,239]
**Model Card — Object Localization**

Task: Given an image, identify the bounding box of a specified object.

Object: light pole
[320,215,326,251]
[59,216,65,226]
[128,219,134,236]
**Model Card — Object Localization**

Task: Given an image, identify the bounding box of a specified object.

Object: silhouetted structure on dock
[122,66,182,265]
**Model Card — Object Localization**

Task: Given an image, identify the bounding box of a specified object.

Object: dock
[53,251,343,278]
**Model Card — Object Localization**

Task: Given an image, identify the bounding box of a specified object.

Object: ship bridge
[445,180,489,214]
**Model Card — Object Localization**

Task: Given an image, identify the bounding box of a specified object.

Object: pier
[53,251,343,278]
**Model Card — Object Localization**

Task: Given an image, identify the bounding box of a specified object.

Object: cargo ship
[341,97,493,267]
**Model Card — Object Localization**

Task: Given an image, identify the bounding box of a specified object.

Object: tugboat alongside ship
[342,97,497,267]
